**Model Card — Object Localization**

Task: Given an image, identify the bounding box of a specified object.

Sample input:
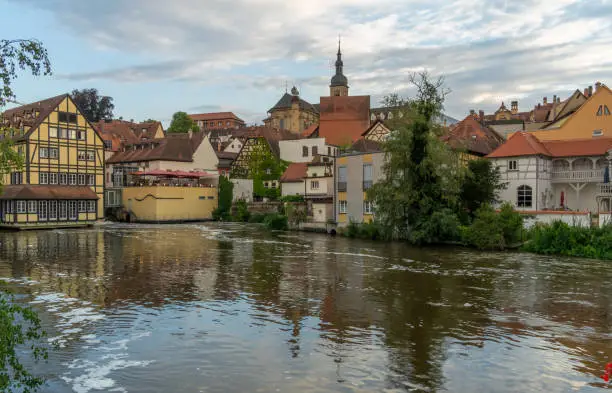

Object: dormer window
[597,105,610,116]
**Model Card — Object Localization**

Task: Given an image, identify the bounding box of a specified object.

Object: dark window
[328,146,331,155]
[312,146,318,156]
[517,185,532,208]
[58,112,77,123]
[10,172,23,185]
[605,105,611,115]
[337,166,347,192]
[508,160,518,171]
[363,164,373,190]
[302,146,308,157]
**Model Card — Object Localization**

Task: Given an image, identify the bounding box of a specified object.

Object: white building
[487,132,612,213]
[278,138,338,163]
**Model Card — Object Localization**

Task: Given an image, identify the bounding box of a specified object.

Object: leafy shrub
[233,200,250,222]
[212,207,230,221]
[409,208,461,244]
[344,220,382,240]
[248,213,267,223]
[263,213,288,230]
[498,203,523,245]
[280,195,304,203]
[463,203,523,250]
[523,221,612,260]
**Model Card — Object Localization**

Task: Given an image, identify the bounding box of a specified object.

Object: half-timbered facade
[0,94,104,228]
[362,120,391,142]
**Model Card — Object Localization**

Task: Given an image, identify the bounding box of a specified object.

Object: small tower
[511,100,518,114]
[330,38,349,97]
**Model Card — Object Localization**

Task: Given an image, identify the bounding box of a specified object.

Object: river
[0,223,610,392]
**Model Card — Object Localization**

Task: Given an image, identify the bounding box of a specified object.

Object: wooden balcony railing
[599,183,612,195]
[551,169,604,183]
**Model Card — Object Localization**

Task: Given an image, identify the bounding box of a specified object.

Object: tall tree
[167,111,199,133]
[1,38,52,392]
[459,158,506,222]
[368,72,464,244]
[70,88,114,122]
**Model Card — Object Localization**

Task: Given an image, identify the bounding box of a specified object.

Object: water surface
[0,223,610,392]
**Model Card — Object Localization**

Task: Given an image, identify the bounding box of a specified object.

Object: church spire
[330,36,349,96]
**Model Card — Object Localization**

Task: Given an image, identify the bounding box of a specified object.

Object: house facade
[189,112,245,131]
[263,87,319,134]
[487,132,612,213]
[278,137,338,163]
[0,94,105,229]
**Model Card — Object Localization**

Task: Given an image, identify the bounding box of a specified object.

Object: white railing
[599,183,612,195]
[551,169,604,182]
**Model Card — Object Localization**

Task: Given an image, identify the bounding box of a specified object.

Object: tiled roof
[1,94,67,140]
[268,93,318,114]
[94,120,162,144]
[487,132,551,158]
[443,114,505,156]
[280,162,308,183]
[107,131,207,164]
[318,96,371,146]
[215,151,238,160]
[0,185,98,200]
[300,123,319,138]
[350,138,383,153]
[189,112,245,123]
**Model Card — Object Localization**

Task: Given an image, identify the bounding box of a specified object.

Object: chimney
[584,88,589,96]
[557,97,561,103]
[596,81,602,91]
[543,96,547,105]
[469,109,475,116]
[479,110,485,121]
[511,101,518,114]
[589,85,593,97]
[553,95,557,103]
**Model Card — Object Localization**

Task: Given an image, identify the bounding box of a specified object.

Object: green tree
[368,72,464,244]
[459,158,506,222]
[212,176,234,220]
[70,88,114,122]
[167,111,199,133]
[1,38,52,393]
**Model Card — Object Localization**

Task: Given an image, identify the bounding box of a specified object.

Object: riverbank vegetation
[522,222,612,260]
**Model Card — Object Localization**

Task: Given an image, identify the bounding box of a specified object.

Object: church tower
[330,39,349,97]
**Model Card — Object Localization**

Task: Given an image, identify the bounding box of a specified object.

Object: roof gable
[487,132,551,158]
[444,114,505,156]
[1,94,67,140]
[280,162,308,182]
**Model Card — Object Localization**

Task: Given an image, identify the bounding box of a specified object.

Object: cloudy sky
[1,0,611,125]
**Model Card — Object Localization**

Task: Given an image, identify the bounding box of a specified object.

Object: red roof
[280,162,308,183]
[0,185,99,200]
[189,112,244,123]
[300,123,319,138]
[443,114,504,156]
[487,132,612,158]
[318,96,371,146]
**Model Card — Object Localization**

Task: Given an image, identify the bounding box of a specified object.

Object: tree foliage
[167,111,198,133]
[212,176,234,221]
[368,72,464,244]
[232,139,287,200]
[462,203,524,250]
[70,88,114,122]
[459,158,506,222]
[0,39,51,107]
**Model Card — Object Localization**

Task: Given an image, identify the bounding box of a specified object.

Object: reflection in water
[0,224,611,392]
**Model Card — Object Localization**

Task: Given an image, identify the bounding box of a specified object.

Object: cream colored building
[278,137,338,163]
[263,86,319,134]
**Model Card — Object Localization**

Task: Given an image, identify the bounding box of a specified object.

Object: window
[593,129,603,137]
[203,121,208,128]
[49,127,58,138]
[597,105,603,116]
[218,121,222,127]
[279,119,285,129]
[87,201,96,213]
[39,147,49,158]
[517,185,533,208]
[508,160,518,171]
[328,146,331,156]
[78,150,94,161]
[69,174,77,185]
[364,200,374,214]
[337,166,347,191]
[226,121,230,127]
[59,173,68,185]
[39,201,48,221]
[49,148,59,159]
[88,151,95,161]
[265,168,271,175]
[69,129,77,140]
[49,201,58,220]
[68,201,77,220]
[87,174,95,186]
[606,106,611,115]
[28,201,37,213]
[16,201,26,213]
[78,201,87,212]
[339,200,347,214]
[363,164,373,190]
[103,140,112,149]
[78,174,86,185]
[10,172,23,185]
[302,146,308,157]
[311,180,320,190]
[59,201,67,220]
[58,128,68,139]
[264,182,269,189]
[77,131,86,141]
[58,112,77,123]
[312,146,318,156]
[39,172,49,184]
[49,173,58,185]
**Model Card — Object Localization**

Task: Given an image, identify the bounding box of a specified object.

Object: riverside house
[105,131,219,222]
[0,94,105,229]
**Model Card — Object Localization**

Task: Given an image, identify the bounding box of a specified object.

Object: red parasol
[560,191,565,208]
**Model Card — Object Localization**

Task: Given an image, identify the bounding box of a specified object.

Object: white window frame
[87,150,95,161]
[39,201,48,221]
[508,160,518,171]
[593,129,603,137]
[49,173,58,185]
[87,200,96,213]
[339,200,347,214]
[68,201,78,220]
[39,147,49,158]
[78,200,87,212]
[87,174,95,186]
[49,148,59,159]
[78,174,86,185]
[39,172,49,185]
[49,127,58,138]
[48,200,58,221]
[59,173,68,185]
[59,201,67,220]
[27,201,37,213]
[78,150,87,161]
[310,180,320,190]
[517,185,533,208]
[364,200,374,214]
[16,201,26,213]
[69,174,77,185]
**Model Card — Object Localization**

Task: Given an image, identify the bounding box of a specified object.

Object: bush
[410,209,461,244]
[344,220,382,240]
[248,213,267,223]
[280,195,304,203]
[212,207,230,221]
[463,203,523,250]
[523,221,612,260]
[263,213,288,230]
[233,200,251,222]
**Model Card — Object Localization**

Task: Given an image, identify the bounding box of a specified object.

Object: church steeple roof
[330,38,348,88]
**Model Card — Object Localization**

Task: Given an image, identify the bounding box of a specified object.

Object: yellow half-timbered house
[0,94,104,229]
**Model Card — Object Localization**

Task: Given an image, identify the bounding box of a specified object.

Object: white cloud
[11,0,612,119]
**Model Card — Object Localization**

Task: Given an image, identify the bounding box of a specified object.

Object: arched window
[302,146,308,157]
[517,185,533,208]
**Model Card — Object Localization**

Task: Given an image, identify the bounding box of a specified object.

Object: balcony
[551,169,604,183]
[599,183,612,195]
